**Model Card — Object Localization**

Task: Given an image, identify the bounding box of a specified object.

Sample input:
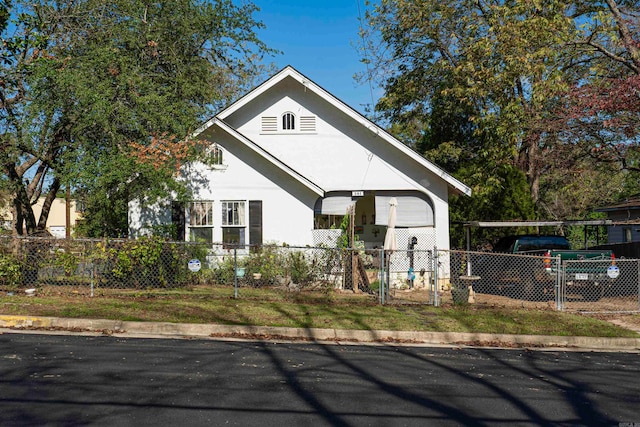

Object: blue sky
[252,0,380,115]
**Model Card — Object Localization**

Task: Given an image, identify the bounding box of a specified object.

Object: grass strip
[1,288,638,338]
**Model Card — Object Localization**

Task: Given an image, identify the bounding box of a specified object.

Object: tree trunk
[4,164,61,236]
[605,0,640,73]
[37,177,61,233]
[517,135,541,206]
[11,187,37,236]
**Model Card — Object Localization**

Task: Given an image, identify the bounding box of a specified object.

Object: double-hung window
[189,201,214,243]
[222,201,245,247]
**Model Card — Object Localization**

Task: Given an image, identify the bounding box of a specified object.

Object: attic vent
[261,116,277,132]
[300,116,316,132]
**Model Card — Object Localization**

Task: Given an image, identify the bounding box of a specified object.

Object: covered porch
[311,190,437,250]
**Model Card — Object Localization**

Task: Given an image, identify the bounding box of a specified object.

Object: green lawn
[0,286,638,338]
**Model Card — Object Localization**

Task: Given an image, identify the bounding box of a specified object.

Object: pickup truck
[474,235,616,301]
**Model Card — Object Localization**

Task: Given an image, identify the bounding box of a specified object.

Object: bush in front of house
[285,250,320,287]
[243,245,285,285]
[96,236,209,289]
[0,252,22,291]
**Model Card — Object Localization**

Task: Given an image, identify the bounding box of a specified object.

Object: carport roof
[459,220,615,251]
[460,220,614,228]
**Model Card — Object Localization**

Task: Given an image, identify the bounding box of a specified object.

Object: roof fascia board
[462,220,613,227]
[216,66,472,197]
[216,67,294,120]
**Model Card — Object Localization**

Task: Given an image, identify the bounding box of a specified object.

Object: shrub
[244,246,284,285]
[53,250,79,276]
[210,256,236,285]
[0,252,22,290]
[97,236,204,288]
[286,251,317,285]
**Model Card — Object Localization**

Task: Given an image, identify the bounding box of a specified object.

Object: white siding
[131,127,318,246]
[129,71,463,251]
[223,78,453,250]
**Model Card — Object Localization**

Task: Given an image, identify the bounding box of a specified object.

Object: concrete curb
[1,315,639,351]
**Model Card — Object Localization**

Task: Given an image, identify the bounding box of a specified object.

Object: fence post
[433,246,439,307]
[233,246,239,299]
[555,254,563,311]
[379,248,385,305]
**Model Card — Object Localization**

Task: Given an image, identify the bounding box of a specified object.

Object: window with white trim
[282,112,295,130]
[222,201,245,226]
[222,200,246,247]
[188,201,214,243]
[210,144,223,165]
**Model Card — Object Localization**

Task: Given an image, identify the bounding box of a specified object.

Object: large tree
[365,0,574,205]
[558,0,640,172]
[364,0,640,222]
[0,0,274,236]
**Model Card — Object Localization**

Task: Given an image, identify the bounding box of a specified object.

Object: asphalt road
[1,332,639,426]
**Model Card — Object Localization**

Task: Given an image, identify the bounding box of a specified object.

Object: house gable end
[207,66,471,197]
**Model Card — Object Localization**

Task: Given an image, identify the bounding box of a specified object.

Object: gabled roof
[596,197,640,212]
[197,65,471,197]
[200,118,324,197]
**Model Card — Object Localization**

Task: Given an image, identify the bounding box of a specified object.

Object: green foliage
[285,251,317,286]
[212,246,339,290]
[96,236,200,288]
[364,0,640,223]
[564,212,609,250]
[450,165,537,249]
[0,252,22,290]
[336,214,351,249]
[210,256,237,285]
[244,246,285,284]
[1,0,277,235]
[537,156,626,221]
[53,250,79,276]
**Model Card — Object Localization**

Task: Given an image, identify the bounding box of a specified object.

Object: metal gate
[560,259,640,313]
[380,248,438,305]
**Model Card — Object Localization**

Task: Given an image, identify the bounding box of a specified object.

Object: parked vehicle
[473,235,616,301]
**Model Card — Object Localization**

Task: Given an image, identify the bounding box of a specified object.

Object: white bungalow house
[128,66,471,256]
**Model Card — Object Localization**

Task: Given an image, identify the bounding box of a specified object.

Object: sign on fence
[188,259,201,273]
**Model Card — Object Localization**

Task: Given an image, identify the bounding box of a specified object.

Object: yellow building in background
[0,197,83,237]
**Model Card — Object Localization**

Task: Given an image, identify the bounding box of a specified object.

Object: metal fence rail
[0,237,384,301]
[429,250,560,309]
[0,236,209,297]
[561,259,640,313]
[1,236,638,312]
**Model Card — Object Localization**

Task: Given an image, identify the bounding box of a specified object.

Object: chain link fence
[0,236,209,297]
[0,237,383,302]
[560,258,640,313]
[422,250,639,313]
[207,244,379,299]
[382,249,438,305]
[447,250,559,308]
[0,236,638,312]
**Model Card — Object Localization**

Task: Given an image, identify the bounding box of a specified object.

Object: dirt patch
[388,288,557,310]
[583,313,640,333]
